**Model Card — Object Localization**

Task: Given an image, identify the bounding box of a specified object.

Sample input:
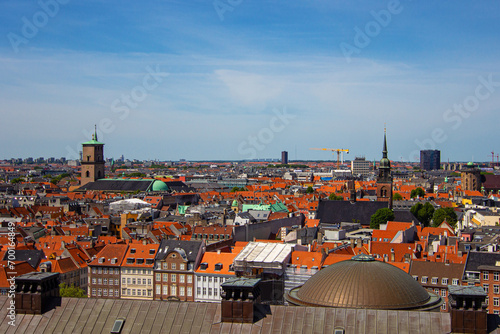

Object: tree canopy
[328,193,343,201]
[306,186,314,194]
[432,207,458,227]
[370,208,395,229]
[393,193,403,201]
[10,177,24,184]
[59,283,86,298]
[410,187,425,199]
[410,202,435,227]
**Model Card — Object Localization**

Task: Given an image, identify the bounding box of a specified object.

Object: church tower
[80,126,105,186]
[376,128,393,209]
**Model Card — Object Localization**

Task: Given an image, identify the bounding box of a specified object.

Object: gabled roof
[121,244,159,268]
[409,260,465,287]
[2,249,44,269]
[89,244,128,267]
[465,251,500,272]
[155,239,203,262]
[195,251,238,275]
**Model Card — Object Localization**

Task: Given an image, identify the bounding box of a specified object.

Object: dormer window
[149,249,155,255]
[126,258,135,264]
[214,263,223,271]
[111,258,117,264]
[137,258,144,265]
[200,262,208,270]
[98,257,105,264]
[131,249,136,254]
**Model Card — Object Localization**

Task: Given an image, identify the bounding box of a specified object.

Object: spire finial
[94,124,98,141]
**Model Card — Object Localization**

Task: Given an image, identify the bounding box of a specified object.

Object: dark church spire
[382,126,387,159]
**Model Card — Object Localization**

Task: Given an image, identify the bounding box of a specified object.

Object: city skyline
[1,1,499,162]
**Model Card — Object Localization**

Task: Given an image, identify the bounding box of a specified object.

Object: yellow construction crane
[310,148,349,167]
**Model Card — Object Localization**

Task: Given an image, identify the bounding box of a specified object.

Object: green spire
[82,124,104,145]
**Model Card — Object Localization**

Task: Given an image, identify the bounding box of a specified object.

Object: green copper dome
[232,199,239,207]
[467,162,474,167]
[151,180,169,192]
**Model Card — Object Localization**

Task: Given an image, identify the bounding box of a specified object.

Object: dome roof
[379,157,391,168]
[286,254,441,310]
[151,180,169,192]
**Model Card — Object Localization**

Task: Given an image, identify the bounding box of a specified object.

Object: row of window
[193,233,230,240]
[483,271,500,281]
[155,273,192,284]
[155,285,193,297]
[91,288,120,297]
[92,278,119,285]
[156,262,187,270]
[415,276,458,285]
[196,287,222,297]
[197,276,227,284]
[92,267,120,275]
[483,284,500,294]
[122,278,152,286]
[122,269,152,275]
[122,288,153,297]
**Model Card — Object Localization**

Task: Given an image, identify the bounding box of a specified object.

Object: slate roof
[165,181,195,193]
[464,251,500,273]
[394,210,421,224]
[2,249,45,269]
[75,179,155,192]
[0,296,456,334]
[155,239,203,262]
[316,200,387,225]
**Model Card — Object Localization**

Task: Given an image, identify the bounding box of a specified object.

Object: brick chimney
[15,272,60,314]
[448,285,487,334]
[221,278,261,323]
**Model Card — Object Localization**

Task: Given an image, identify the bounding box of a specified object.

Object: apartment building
[88,244,128,298]
[121,243,159,300]
[153,239,205,302]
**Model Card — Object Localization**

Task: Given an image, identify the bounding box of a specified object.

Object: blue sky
[1,0,499,162]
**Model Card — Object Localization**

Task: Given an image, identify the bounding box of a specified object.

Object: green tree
[393,193,403,201]
[328,193,343,201]
[410,202,435,227]
[126,172,146,177]
[432,207,458,227]
[410,187,425,199]
[306,186,314,194]
[10,177,24,184]
[370,208,395,229]
[59,283,86,298]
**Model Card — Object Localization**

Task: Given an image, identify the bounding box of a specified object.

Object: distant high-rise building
[281,151,288,165]
[351,157,371,177]
[420,150,441,170]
